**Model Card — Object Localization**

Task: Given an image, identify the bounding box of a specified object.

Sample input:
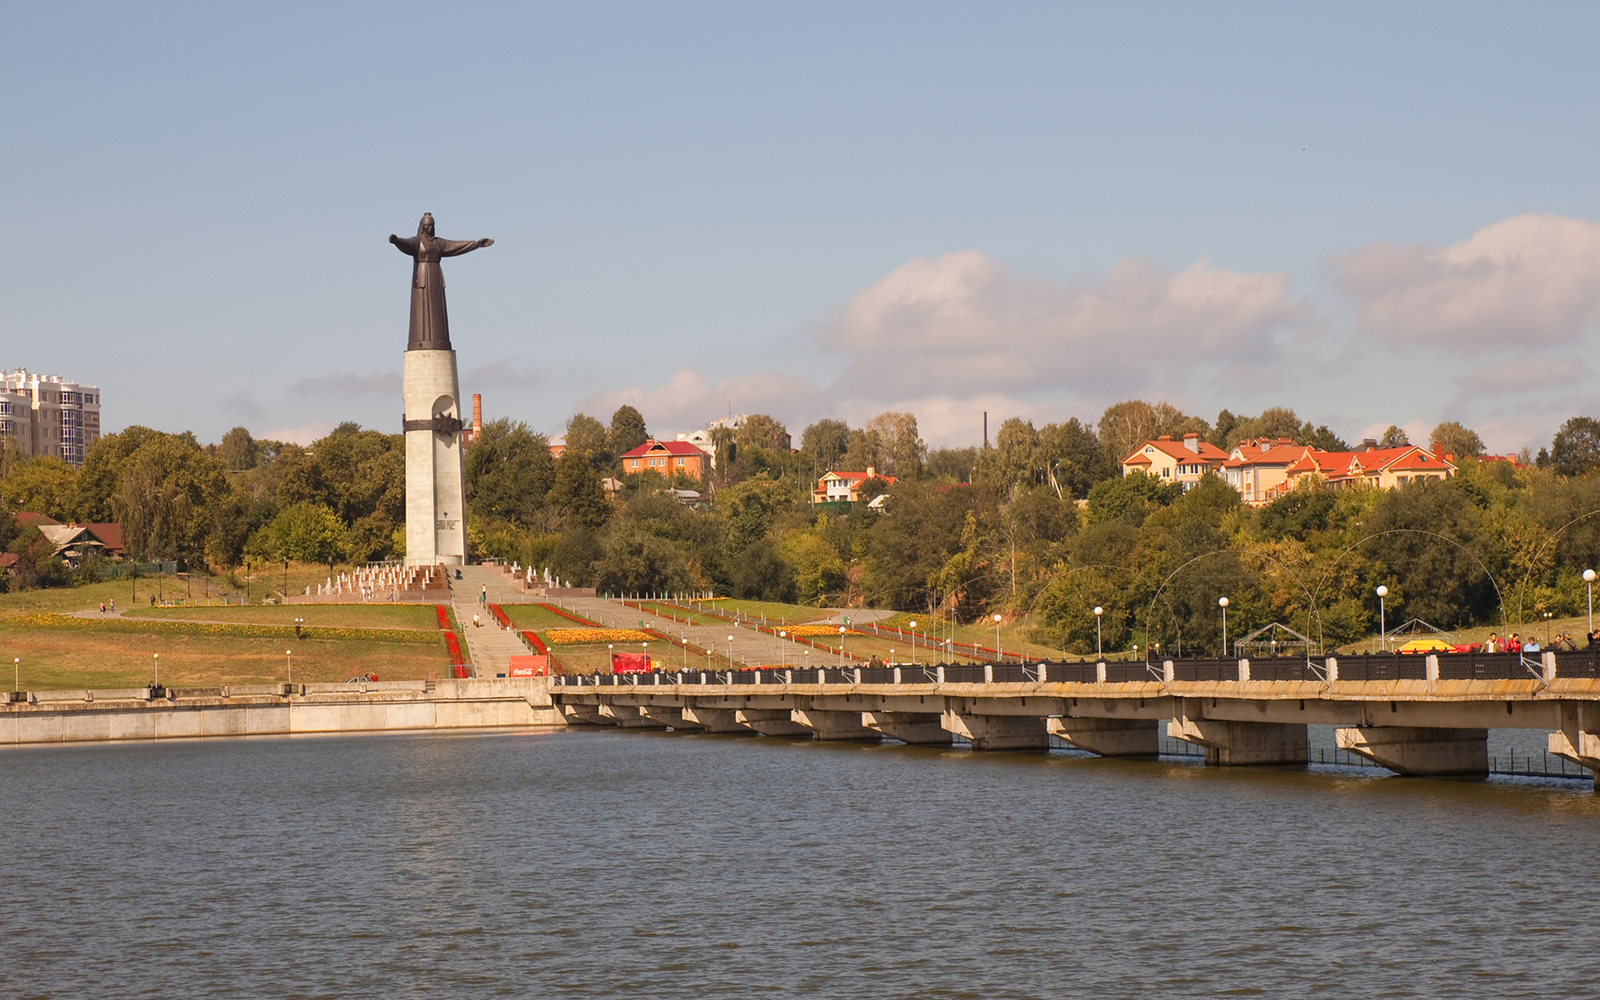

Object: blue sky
[8,2,1600,452]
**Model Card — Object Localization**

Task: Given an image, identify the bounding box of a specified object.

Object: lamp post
[838,626,846,668]
[993,612,1003,663]
[779,631,787,669]
[283,558,289,601]
[1586,569,1597,636]
[728,635,735,670]
[909,621,917,665]
[153,652,159,689]
[1542,611,1553,647]
[1218,597,1229,658]
[642,641,649,672]
[1093,606,1103,660]
[13,657,18,694]
[682,637,688,671]
[286,649,292,685]
[1376,586,1388,653]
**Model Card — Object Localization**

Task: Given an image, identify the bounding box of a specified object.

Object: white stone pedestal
[403,349,466,566]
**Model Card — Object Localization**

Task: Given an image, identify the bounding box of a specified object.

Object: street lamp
[642,641,649,672]
[1218,597,1229,658]
[286,649,292,685]
[682,637,688,671]
[153,652,159,689]
[839,626,846,668]
[909,621,917,665]
[1093,606,1103,660]
[1376,586,1388,653]
[13,657,18,694]
[993,613,1003,663]
[1585,569,1596,636]
[778,631,787,669]
[728,635,735,670]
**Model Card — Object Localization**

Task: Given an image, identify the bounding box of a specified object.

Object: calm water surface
[3,729,1599,998]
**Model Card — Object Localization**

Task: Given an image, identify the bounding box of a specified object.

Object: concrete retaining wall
[0,678,563,746]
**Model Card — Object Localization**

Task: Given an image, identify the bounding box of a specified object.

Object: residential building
[0,369,102,467]
[620,439,711,479]
[1283,443,1455,493]
[1221,438,1313,505]
[13,512,124,564]
[811,466,897,504]
[1119,433,1230,489]
[548,436,566,459]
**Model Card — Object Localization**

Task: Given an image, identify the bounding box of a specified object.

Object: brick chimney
[1182,432,1200,454]
[866,465,876,479]
[472,393,482,437]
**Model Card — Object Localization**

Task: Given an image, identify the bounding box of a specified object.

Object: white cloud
[826,250,1305,399]
[256,420,333,446]
[573,368,826,438]
[1334,213,1600,351]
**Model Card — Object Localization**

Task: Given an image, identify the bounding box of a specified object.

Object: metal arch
[1141,547,1324,663]
[1311,528,1507,630]
[1512,508,1600,630]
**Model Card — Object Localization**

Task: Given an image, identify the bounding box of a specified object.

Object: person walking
[480,585,488,607]
[1483,633,1501,654]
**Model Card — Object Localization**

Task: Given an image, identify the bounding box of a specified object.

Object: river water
[4,728,1599,998]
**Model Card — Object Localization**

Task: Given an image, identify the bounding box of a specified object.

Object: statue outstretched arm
[437,237,494,257]
[389,234,420,255]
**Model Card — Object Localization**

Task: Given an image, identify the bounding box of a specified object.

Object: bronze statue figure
[389,213,494,351]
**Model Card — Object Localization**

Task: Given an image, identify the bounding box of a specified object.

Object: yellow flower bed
[1,613,440,645]
[785,625,862,637]
[544,628,654,645]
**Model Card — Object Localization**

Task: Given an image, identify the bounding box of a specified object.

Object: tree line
[6,402,1600,654]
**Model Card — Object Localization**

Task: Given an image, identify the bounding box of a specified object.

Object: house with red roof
[811,466,897,504]
[620,439,711,479]
[1119,433,1230,490]
[1221,438,1317,505]
[1283,443,1455,494]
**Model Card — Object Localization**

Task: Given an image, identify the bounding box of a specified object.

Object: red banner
[611,652,649,673]
[508,655,548,677]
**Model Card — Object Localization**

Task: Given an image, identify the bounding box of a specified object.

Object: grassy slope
[123,605,439,629]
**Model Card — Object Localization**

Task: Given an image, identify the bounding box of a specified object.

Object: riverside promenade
[552,652,1600,782]
[0,677,562,745]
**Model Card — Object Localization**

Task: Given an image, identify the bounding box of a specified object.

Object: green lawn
[502,605,595,631]
[123,604,440,630]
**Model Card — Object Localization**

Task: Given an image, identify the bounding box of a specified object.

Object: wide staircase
[453,565,539,677]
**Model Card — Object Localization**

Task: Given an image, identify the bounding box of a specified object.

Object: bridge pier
[737,709,813,737]
[792,709,879,741]
[682,707,758,734]
[1168,711,1307,766]
[866,711,953,745]
[1335,726,1488,776]
[943,711,1049,751]
[1548,702,1600,784]
[561,704,613,726]
[600,704,667,729]
[640,706,702,730]
[1048,717,1158,757]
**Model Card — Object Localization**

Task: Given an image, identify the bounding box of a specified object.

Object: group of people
[1480,630,1597,653]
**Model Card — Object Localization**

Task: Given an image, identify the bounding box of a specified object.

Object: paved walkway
[545,595,857,671]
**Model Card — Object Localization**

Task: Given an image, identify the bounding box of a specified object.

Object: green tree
[593,520,690,594]
[779,529,844,601]
[1429,421,1485,460]
[109,433,230,561]
[218,426,260,471]
[719,477,789,555]
[1378,425,1411,449]
[465,418,555,527]
[864,411,925,478]
[1084,471,1182,527]
[738,414,790,453]
[1098,400,1208,465]
[565,413,610,468]
[976,417,1041,492]
[548,449,610,531]
[924,446,978,483]
[607,405,649,457]
[1550,416,1600,477]
[0,456,79,518]
[1039,418,1108,498]
[799,419,850,472]
[263,502,347,565]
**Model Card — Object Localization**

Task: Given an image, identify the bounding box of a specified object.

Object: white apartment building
[0,369,102,467]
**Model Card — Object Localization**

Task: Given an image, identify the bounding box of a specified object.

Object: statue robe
[389,233,489,351]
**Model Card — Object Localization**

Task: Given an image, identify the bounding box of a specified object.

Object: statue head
[417,213,435,237]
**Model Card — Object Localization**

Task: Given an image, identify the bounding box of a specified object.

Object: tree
[1038,418,1108,498]
[109,433,230,561]
[1429,421,1484,460]
[1550,416,1600,477]
[924,446,977,483]
[799,419,850,472]
[218,427,259,471]
[1098,400,1208,465]
[607,405,649,457]
[1378,425,1411,449]
[1084,470,1182,528]
[0,456,79,519]
[465,418,555,527]
[976,417,1041,492]
[72,426,160,522]
[547,449,610,531]
[263,502,347,565]
[1299,423,1349,452]
[738,414,790,453]
[718,477,789,555]
[593,520,690,594]
[864,412,925,478]
[565,413,610,468]
[1223,406,1303,446]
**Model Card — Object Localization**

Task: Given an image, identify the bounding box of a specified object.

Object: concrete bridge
[552,653,1600,782]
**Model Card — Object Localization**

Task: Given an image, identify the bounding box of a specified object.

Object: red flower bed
[453,664,469,678]
[522,631,549,654]
[488,604,511,627]
[444,631,464,663]
[435,605,452,630]
[539,602,601,626]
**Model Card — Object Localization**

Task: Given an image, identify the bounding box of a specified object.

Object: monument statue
[392,213,492,566]
[389,212,494,351]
